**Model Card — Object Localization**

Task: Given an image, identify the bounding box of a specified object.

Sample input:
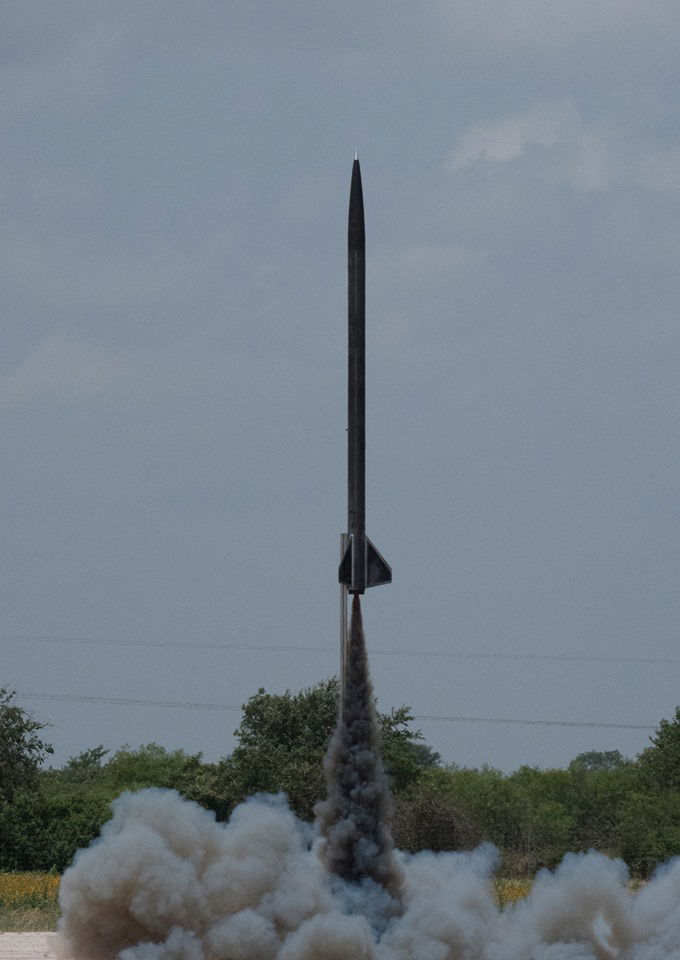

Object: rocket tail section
[339,535,392,593]
[366,538,392,587]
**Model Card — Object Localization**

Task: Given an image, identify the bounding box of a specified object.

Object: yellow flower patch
[0,872,60,907]
[495,876,533,905]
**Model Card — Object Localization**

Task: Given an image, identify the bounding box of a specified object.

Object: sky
[2,0,680,773]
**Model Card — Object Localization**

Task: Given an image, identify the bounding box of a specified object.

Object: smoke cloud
[57,788,680,959]
[57,597,680,958]
[316,595,402,916]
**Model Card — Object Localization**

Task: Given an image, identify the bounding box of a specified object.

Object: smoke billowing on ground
[58,600,680,959]
[56,789,680,960]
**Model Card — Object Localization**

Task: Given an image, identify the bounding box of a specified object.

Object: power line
[15,691,657,729]
[414,714,656,731]
[17,692,242,712]
[4,634,326,652]
[3,634,678,667]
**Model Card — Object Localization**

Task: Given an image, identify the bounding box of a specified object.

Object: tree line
[2,682,680,876]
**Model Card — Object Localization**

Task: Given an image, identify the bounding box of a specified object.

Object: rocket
[338,156,391,595]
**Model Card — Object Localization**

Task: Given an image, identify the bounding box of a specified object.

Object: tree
[102,743,204,793]
[0,688,53,802]
[0,789,111,872]
[568,750,629,772]
[210,680,338,819]
[43,743,204,799]
[638,707,680,791]
[618,791,680,876]
[392,768,480,853]
[378,705,433,792]
[204,679,432,820]
[60,746,109,785]
[26,743,211,870]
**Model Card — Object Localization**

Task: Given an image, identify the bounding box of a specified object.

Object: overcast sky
[3,1,680,772]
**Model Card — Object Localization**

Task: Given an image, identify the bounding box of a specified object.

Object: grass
[0,903,60,931]
[0,872,60,931]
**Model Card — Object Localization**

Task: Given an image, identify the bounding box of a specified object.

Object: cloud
[0,334,301,412]
[448,102,576,168]
[0,336,124,405]
[0,336,204,406]
[446,101,612,193]
[447,98,680,199]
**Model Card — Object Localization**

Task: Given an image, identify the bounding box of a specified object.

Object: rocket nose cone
[350,157,362,197]
[348,159,365,245]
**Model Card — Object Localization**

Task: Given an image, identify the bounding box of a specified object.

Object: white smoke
[57,787,680,960]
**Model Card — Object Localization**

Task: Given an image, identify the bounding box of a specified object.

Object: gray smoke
[57,788,680,959]
[315,594,403,916]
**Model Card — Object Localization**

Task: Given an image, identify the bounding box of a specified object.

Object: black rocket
[339,156,391,595]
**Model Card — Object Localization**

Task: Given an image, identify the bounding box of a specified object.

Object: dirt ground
[0,932,67,959]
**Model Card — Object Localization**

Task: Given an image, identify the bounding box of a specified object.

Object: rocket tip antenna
[354,149,358,161]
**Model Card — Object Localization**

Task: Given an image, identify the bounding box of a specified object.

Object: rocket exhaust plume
[316,595,403,913]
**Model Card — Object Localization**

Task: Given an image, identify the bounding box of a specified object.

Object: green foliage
[413,761,639,873]
[638,707,680,791]
[0,690,53,803]
[434,765,523,853]
[6,743,208,871]
[393,769,480,853]
[4,683,680,878]
[102,743,204,793]
[0,790,111,872]
[201,680,431,820]
[212,679,339,819]
[60,746,109,785]
[564,762,641,855]
[618,791,680,875]
[42,742,205,799]
[505,767,575,867]
[379,705,431,792]
[569,750,629,772]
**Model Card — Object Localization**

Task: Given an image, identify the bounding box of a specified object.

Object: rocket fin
[338,535,391,589]
[366,537,391,588]
[339,537,353,586]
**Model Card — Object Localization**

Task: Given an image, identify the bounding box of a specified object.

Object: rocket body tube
[339,159,391,595]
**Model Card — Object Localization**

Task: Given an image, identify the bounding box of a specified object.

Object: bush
[0,791,111,872]
[393,783,480,853]
[618,792,680,876]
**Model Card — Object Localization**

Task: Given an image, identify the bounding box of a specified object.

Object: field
[0,871,535,932]
[0,873,61,932]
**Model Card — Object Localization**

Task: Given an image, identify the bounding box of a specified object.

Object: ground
[0,932,65,959]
